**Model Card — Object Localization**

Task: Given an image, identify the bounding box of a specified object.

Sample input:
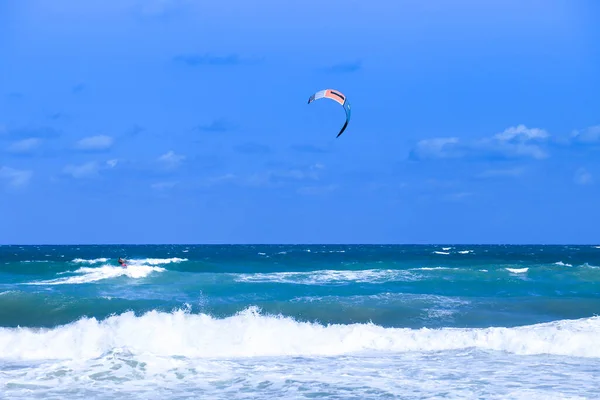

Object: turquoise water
[1,244,600,399]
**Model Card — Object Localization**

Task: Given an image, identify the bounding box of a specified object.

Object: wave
[233,269,418,285]
[72,258,109,264]
[25,265,165,285]
[506,268,528,274]
[71,257,187,265]
[0,307,598,361]
[129,257,187,265]
[554,261,573,267]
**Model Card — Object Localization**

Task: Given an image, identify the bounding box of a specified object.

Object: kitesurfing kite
[307,89,351,138]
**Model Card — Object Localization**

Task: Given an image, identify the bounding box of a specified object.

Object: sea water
[1,244,599,399]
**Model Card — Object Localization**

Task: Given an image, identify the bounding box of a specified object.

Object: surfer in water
[118,257,127,267]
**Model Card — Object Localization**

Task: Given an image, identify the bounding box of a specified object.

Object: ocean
[1,244,599,399]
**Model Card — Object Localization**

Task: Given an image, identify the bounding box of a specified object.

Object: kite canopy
[307,89,351,138]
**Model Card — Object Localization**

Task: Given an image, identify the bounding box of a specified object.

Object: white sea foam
[25,264,166,285]
[458,250,474,254]
[1,344,597,400]
[506,268,529,274]
[234,269,418,285]
[128,257,187,265]
[72,258,108,264]
[433,251,450,255]
[554,261,573,267]
[0,307,599,361]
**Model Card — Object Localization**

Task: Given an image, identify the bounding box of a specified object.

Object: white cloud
[75,135,114,151]
[410,137,461,159]
[493,125,548,141]
[158,150,186,169]
[0,166,33,187]
[7,138,42,154]
[106,159,118,168]
[410,125,549,161]
[574,168,593,185]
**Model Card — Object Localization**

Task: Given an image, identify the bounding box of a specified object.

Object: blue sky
[1,0,599,244]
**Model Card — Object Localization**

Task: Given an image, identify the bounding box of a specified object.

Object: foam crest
[26,264,165,285]
[128,257,187,265]
[506,268,528,274]
[234,269,417,285]
[554,261,573,267]
[72,258,108,264]
[0,308,599,361]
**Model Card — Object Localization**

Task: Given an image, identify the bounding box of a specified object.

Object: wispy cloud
[0,166,33,188]
[63,162,100,179]
[410,125,550,161]
[574,168,593,185]
[158,150,186,169]
[233,142,271,154]
[476,167,525,178]
[322,60,362,74]
[75,135,114,151]
[7,138,42,154]
[410,137,460,160]
[174,53,261,67]
[62,159,118,179]
[297,184,338,195]
[72,83,85,94]
[570,125,600,144]
[201,173,237,187]
[151,181,178,190]
[443,192,475,202]
[126,124,145,137]
[3,126,60,140]
[195,118,235,133]
[245,163,324,188]
[290,144,331,153]
[7,92,23,100]
[48,112,67,121]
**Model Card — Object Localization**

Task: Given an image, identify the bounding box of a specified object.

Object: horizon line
[1,243,599,246]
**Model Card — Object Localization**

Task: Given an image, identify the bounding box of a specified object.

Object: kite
[307,89,351,138]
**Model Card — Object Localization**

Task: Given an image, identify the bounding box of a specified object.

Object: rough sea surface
[1,244,599,399]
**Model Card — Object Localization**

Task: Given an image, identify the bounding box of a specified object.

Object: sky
[1,0,600,244]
